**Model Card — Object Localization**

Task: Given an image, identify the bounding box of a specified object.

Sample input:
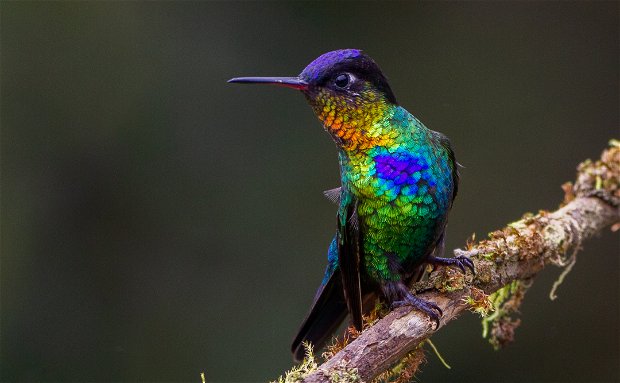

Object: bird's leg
[426,232,475,274]
[383,281,442,328]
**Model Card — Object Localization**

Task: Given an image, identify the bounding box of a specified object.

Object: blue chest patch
[373,151,438,197]
[375,153,428,185]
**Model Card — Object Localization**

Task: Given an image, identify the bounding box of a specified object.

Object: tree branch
[295,142,619,383]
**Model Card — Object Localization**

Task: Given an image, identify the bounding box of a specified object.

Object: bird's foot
[427,255,475,274]
[392,293,443,328]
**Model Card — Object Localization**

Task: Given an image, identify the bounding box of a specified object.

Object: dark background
[1,2,618,382]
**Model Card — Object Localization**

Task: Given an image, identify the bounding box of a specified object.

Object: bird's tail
[290,269,348,362]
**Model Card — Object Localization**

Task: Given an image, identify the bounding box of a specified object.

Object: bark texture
[298,143,620,383]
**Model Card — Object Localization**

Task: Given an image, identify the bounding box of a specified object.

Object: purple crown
[300,49,362,81]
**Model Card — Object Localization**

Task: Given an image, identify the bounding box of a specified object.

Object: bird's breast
[344,146,453,218]
[343,146,454,277]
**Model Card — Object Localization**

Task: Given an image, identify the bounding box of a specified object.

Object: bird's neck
[310,92,401,153]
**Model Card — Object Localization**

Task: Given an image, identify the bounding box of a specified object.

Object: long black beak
[227,76,308,90]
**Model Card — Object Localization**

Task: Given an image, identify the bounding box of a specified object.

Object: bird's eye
[334,73,350,88]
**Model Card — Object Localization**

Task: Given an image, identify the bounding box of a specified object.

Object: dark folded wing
[337,198,363,331]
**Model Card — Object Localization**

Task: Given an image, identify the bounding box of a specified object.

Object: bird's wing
[435,132,459,204]
[337,194,363,331]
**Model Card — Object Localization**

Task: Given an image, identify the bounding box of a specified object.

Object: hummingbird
[229,49,473,361]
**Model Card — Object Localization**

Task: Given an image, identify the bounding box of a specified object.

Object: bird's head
[229,49,399,151]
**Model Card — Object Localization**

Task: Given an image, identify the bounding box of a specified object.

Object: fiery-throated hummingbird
[229,49,473,361]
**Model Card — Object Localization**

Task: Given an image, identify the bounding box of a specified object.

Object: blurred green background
[1,2,618,382]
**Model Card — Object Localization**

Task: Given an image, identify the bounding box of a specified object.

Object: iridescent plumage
[229,49,473,361]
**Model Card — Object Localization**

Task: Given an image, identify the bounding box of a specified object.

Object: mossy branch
[279,142,619,383]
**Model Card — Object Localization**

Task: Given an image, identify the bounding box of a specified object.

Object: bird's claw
[455,255,476,274]
[392,294,443,328]
[427,255,476,275]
